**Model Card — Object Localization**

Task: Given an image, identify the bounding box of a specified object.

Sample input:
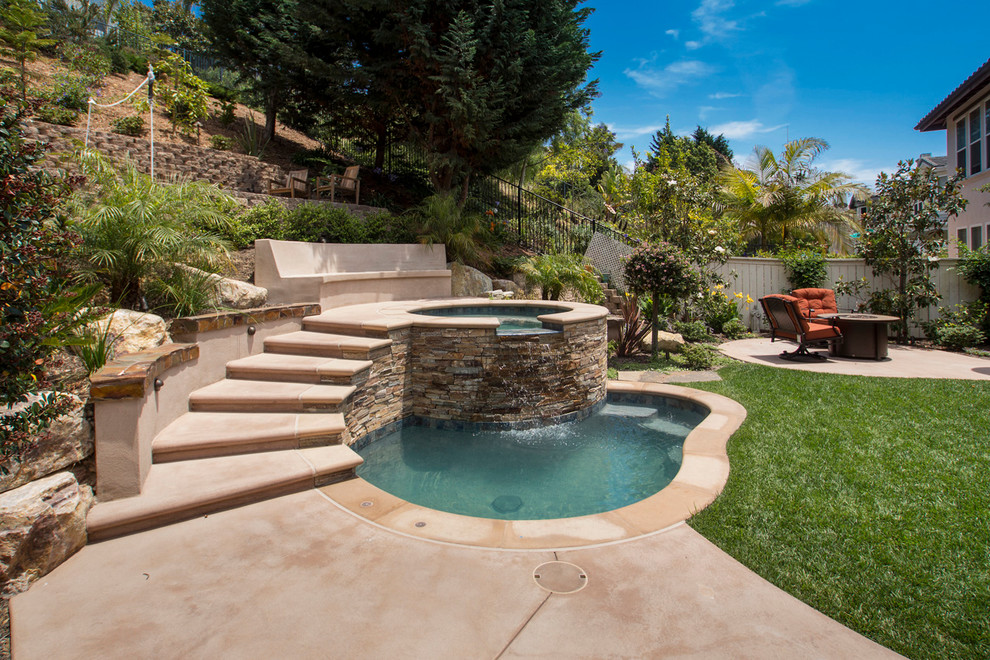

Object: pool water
[416,305,560,335]
[356,402,701,520]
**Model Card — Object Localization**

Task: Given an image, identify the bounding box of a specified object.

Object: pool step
[188,379,355,413]
[264,331,392,360]
[87,445,363,542]
[153,412,347,462]
[226,353,372,385]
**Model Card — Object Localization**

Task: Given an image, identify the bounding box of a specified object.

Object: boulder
[449,262,493,297]
[0,472,93,596]
[492,279,524,297]
[0,394,92,494]
[180,264,268,309]
[654,331,686,354]
[93,309,171,356]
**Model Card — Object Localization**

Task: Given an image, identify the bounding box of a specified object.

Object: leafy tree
[692,125,733,167]
[624,242,699,357]
[69,150,237,308]
[152,0,207,51]
[719,137,866,253]
[858,159,967,343]
[200,0,308,142]
[369,0,598,199]
[645,117,719,183]
[0,107,99,469]
[0,0,55,100]
[534,111,622,217]
[155,51,210,136]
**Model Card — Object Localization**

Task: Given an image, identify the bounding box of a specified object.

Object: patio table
[818,313,900,360]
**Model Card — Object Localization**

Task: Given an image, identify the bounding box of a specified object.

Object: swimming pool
[356,396,707,520]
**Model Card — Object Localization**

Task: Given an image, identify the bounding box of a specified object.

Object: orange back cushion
[791,288,837,317]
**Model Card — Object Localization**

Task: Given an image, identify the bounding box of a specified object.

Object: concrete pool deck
[10,487,897,659]
[721,337,990,379]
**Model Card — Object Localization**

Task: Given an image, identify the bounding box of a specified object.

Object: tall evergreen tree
[692,125,733,166]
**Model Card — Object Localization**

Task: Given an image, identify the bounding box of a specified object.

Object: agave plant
[69,150,236,310]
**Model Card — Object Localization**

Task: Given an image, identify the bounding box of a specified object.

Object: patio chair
[314,165,361,205]
[269,169,309,199]
[791,288,837,319]
[760,294,842,361]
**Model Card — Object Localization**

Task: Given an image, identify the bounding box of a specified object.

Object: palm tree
[719,138,867,253]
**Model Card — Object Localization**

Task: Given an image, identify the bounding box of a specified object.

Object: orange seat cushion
[804,322,841,341]
[792,288,837,317]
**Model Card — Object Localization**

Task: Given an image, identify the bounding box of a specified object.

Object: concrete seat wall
[255,239,452,308]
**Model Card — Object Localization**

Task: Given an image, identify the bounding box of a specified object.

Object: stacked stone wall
[343,317,608,437]
[22,120,283,193]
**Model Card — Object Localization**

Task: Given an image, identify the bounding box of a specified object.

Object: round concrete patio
[720,337,990,379]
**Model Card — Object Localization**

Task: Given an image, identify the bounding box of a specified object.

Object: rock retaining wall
[22,120,283,193]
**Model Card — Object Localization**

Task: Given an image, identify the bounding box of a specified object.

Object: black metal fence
[92,20,221,75]
[470,174,633,255]
[324,135,635,256]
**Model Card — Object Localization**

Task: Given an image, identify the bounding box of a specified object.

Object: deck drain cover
[491,495,523,513]
[533,561,588,594]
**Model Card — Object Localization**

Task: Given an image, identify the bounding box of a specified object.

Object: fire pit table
[818,313,900,360]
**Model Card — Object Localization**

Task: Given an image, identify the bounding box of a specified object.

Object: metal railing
[92,20,221,75]
[325,134,635,255]
[471,174,634,255]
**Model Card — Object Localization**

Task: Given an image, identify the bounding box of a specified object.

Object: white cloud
[624,59,717,96]
[708,119,787,140]
[685,40,703,50]
[699,105,718,121]
[692,0,740,39]
[609,124,668,140]
[819,159,882,186]
[709,91,742,100]
[665,29,680,39]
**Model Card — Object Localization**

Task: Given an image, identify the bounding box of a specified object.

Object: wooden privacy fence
[713,257,981,338]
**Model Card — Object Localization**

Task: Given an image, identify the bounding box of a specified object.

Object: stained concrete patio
[720,337,990,379]
[11,487,897,659]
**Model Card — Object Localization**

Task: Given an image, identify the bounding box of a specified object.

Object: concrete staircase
[86,327,388,542]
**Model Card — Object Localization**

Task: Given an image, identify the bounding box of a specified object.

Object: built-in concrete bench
[255,239,451,309]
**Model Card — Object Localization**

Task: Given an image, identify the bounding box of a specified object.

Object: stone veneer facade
[337,309,608,442]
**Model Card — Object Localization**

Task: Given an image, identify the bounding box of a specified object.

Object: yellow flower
[746,295,754,304]
[734,292,743,299]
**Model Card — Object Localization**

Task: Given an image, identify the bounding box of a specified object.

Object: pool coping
[321,380,747,550]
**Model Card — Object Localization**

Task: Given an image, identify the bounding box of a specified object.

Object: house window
[970,109,982,175]
[973,226,984,250]
[958,227,968,248]
[956,120,967,173]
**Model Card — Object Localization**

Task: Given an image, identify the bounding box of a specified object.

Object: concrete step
[153,412,346,462]
[87,446,362,542]
[188,379,355,413]
[264,331,392,360]
[226,353,372,385]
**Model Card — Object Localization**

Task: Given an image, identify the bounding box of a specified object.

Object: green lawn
[686,364,990,660]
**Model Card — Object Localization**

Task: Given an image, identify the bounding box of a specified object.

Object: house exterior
[916,57,990,255]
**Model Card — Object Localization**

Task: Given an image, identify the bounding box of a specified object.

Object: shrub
[520,253,604,303]
[237,112,269,157]
[935,324,986,351]
[34,102,77,125]
[721,317,748,339]
[216,99,236,127]
[957,245,990,301]
[233,201,288,246]
[674,320,711,343]
[111,115,145,137]
[624,241,700,357]
[98,41,131,75]
[61,43,111,82]
[155,52,210,137]
[145,265,219,318]
[921,301,989,345]
[283,205,367,244]
[1,107,100,466]
[414,192,484,264]
[69,150,235,308]
[124,51,149,75]
[48,73,91,111]
[699,287,742,333]
[681,343,716,370]
[362,212,415,244]
[209,135,233,151]
[779,248,828,290]
[204,81,239,103]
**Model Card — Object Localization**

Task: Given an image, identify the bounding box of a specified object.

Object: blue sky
[584,0,990,186]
